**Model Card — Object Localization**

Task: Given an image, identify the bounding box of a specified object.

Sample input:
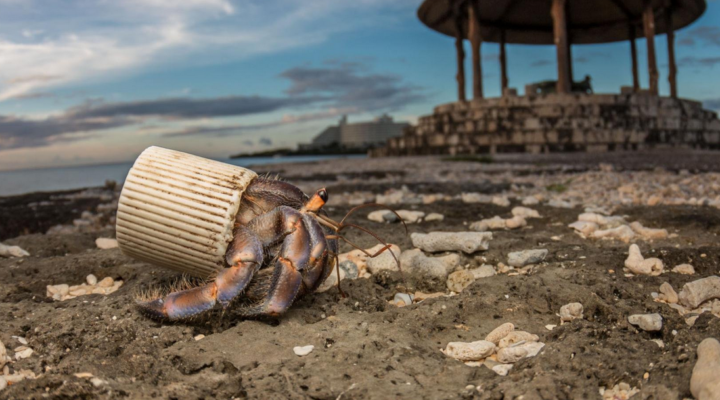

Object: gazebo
[372,0,720,156]
[418,0,706,99]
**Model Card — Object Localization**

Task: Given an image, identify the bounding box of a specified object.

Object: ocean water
[0,155,364,197]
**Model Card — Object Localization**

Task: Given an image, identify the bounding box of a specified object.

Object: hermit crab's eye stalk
[303,188,329,213]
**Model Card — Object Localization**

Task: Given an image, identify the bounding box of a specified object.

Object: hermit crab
[116,147,399,320]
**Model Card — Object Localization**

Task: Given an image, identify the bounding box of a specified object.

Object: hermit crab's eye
[318,189,328,203]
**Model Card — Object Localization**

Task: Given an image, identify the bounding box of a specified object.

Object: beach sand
[1,152,719,399]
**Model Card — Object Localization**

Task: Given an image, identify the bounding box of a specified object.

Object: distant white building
[300,114,408,150]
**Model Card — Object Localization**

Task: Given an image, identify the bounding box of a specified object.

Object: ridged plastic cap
[116,146,257,277]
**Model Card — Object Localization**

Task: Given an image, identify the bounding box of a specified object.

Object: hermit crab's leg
[136,226,264,320]
[299,214,330,291]
[240,211,318,317]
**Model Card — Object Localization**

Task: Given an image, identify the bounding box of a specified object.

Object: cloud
[1,61,423,148]
[677,56,720,68]
[0,0,418,100]
[259,137,272,146]
[703,98,720,111]
[678,26,720,47]
[530,60,553,67]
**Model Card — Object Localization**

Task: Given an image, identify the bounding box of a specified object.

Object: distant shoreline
[230,147,367,159]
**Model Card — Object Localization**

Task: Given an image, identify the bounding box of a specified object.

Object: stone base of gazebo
[371,93,720,156]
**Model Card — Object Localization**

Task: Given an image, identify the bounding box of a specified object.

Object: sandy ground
[1,151,720,399]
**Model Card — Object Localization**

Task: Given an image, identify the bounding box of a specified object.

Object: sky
[1,0,720,171]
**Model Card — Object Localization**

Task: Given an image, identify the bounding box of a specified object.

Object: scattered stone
[511,206,541,219]
[90,377,108,387]
[491,363,513,376]
[673,263,695,275]
[678,276,720,309]
[0,340,9,370]
[401,249,460,278]
[447,270,476,293]
[592,225,636,243]
[391,292,414,307]
[47,276,123,301]
[293,345,314,356]
[547,199,575,209]
[545,325,557,331]
[485,323,514,344]
[13,346,33,360]
[424,213,444,222]
[496,342,545,363]
[658,282,679,304]
[691,338,720,400]
[95,238,119,249]
[578,213,625,227]
[411,232,492,254]
[521,196,539,206]
[498,331,539,348]
[559,302,584,323]
[600,382,640,400]
[86,274,98,286]
[470,264,496,279]
[365,245,402,274]
[194,334,205,341]
[442,341,496,361]
[651,339,665,348]
[395,210,425,224]
[624,244,663,276]
[491,196,510,207]
[413,291,446,302]
[629,222,668,240]
[461,193,492,204]
[367,210,387,223]
[0,242,29,258]
[507,249,548,267]
[628,313,663,331]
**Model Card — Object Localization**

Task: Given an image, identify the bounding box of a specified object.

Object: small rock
[293,345,314,356]
[447,270,475,293]
[559,302,583,322]
[0,242,30,258]
[592,225,635,243]
[95,238,118,249]
[395,210,425,224]
[485,323,514,344]
[14,346,33,360]
[624,244,663,276]
[496,342,545,363]
[365,245,402,274]
[382,212,399,223]
[392,292,414,307]
[492,196,510,207]
[691,338,720,400]
[672,264,695,275]
[511,207,541,219]
[86,274,98,286]
[491,363,513,376]
[507,249,548,267]
[90,377,108,387]
[498,331,539,348]
[522,196,539,206]
[658,282,679,304]
[424,213,444,222]
[547,199,574,208]
[470,264,496,279]
[545,325,556,331]
[678,276,720,308]
[442,340,496,361]
[368,210,389,223]
[414,291,445,301]
[0,340,8,369]
[194,334,205,341]
[629,221,668,240]
[628,313,663,331]
[401,249,460,278]
[651,339,665,348]
[568,220,599,236]
[98,277,115,288]
[411,232,492,254]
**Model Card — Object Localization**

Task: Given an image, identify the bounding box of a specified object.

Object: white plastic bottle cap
[116,146,257,277]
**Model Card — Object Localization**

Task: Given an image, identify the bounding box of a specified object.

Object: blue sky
[1,0,720,171]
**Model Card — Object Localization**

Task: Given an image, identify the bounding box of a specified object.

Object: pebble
[442,340,496,361]
[511,206,541,219]
[496,342,545,363]
[339,260,359,279]
[492,196,510,207]
[658,282,679,304]
[90,377,108,387]
[194,334,205,341]
[46,277,122,301]
[491,363,513,376]
[0,340,8,369]
[485,323,515,344]
[651,339,665,348]
[424,212,444,222]
[522,196,539,206]
[628,313,663,331]
[592,225,636,243]
[672,263,695,275]
[95,238,119,249]
[293,345,314,356]
[498,331,539,348]
[461,193,492,204]
[629,221,668,240]
[86,274,98,285]
[365,245,402,274]
[470,264,496,279]
[507,249,548,267]
[411,232,492,254]
[401,249,460,278]
[559,302,584,322]
[98,277,115,288]
[14,346,33,360]
[0,242,30,258]
[545,325,557,331]
[600,383,639,400]
[367,210,387,223]
[447,270,476,293]
[691,338,720,400]
[392,293,414,307]
[678,276,720,308]
[624,244,663,276]
[395,210,425,224]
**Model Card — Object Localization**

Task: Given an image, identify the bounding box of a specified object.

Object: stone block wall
[371,93,720,156]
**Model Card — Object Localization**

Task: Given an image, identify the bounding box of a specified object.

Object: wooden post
[551,0,571,94]
[453,9,466,102]
[500,29,508,93]
[468,2,483,99]
[630,24,640,92]
[643,0,659,95]
[666,7,677,98]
